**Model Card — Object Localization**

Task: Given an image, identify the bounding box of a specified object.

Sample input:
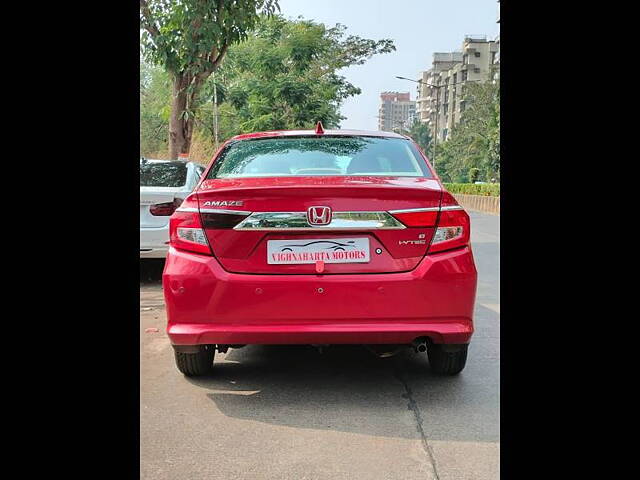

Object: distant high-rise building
[377,92,416,132]
[415,35,499,141]
[415,52,463,128]
[492,34,500,82]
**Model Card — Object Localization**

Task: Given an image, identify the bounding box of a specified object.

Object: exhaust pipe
[413,339,427,353]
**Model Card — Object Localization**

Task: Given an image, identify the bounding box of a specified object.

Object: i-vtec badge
[399,234,427,245]
[203,200,244,207]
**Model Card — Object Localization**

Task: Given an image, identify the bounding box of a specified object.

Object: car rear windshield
[140,161,188,187]
[207,136,432,178]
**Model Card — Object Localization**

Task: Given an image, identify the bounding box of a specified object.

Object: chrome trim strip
[387,206,464,214]
[177,207,253,215]
[199,208,253,215]
[234,227,402,232]
[388,207,440,214]
[234,211,406,230]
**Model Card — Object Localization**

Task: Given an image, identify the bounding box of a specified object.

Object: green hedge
[443,183,500,197]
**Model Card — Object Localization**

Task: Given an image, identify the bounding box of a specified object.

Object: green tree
[219,15,395,132]
[434,140,468,182]
[436,81,499,182]
[140,58,171,156]
[407,118,431,154]
[140,0,280,159]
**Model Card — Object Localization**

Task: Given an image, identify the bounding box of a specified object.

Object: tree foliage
[220,15,395,132]
[407,118,432,155]
[436,82,500,183]
[140,58,171,156]
[140,0,280,158]
[140,14,396,161]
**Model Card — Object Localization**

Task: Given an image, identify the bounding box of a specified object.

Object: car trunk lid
[197,176,443,274]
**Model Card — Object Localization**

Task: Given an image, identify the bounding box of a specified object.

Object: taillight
[389,208,438,227]
[429,203,471,253]
[168,195,212,255]
[149,198,184,216]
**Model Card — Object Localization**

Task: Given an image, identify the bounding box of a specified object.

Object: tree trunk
[169,74,194,160]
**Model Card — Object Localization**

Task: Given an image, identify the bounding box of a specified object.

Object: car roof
[230,129,409,141]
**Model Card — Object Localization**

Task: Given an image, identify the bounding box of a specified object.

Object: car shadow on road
[184,336,498,443]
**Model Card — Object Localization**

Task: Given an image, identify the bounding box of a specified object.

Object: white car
[140,158,205,258]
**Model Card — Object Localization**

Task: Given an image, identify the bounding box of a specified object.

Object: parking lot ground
[140,210,499,479]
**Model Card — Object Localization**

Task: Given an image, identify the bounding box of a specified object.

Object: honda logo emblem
[307,206,332,226]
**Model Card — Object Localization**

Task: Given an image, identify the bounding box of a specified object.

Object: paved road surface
[140,210,499,479]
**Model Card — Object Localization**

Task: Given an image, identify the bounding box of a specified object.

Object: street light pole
[433,86,439,169]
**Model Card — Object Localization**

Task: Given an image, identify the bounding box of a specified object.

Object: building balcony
[464,34,487,43]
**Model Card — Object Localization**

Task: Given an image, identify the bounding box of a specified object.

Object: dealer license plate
[267,238,370,264]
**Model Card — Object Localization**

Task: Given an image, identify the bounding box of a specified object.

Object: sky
[277,0,499,130]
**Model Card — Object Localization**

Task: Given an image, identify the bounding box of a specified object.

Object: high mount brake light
[389,209,438,227]
[149,198,183,216]
[169,196,212,255]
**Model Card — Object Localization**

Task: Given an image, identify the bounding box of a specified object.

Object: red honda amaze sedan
[162,126,477,376]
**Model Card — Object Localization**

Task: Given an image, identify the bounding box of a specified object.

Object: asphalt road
[140,210,499,479]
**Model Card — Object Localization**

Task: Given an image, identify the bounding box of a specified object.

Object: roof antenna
[315,121,325,135]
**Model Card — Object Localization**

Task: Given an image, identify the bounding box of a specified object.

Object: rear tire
[427,344,468,375]
[174,345,215,376]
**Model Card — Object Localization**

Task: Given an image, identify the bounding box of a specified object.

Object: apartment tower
[377,92,416,132]
[415,36,499,141]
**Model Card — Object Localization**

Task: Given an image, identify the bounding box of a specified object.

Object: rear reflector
[390,209,438,227]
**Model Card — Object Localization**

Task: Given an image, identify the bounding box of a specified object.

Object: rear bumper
[163,246,477,345]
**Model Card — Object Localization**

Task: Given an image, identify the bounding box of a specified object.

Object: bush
[443,183,500,197]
